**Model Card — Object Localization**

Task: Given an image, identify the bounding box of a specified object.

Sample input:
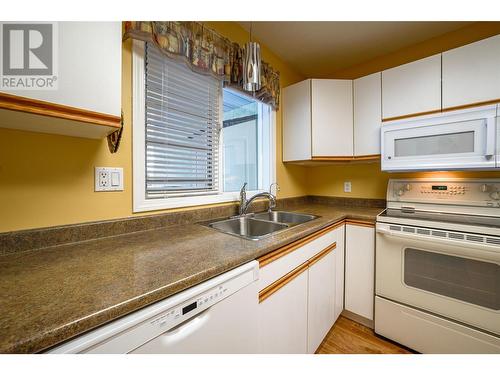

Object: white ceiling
[239,22,472,77]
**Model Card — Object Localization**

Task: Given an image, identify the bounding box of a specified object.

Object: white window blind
[145,42,221,199]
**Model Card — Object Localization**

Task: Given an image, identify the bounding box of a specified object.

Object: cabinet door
[311,79,353,157]
[307,251,335,353]
[345,224,375,320]
[0,22,122,116]
[354,73,381,156]
[442,35,500,109]
[333,225,345,322]
[258,270,308,353]
[283,79,312,161]
[382,54,441,120]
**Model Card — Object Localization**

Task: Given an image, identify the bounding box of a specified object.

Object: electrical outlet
[95,167,123,191]
[344,181,352,193]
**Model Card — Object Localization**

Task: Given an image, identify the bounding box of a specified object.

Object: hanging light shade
[243,41,261,92]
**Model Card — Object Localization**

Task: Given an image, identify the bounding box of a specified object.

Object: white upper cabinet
[282,79,312,161]
[382,54,442,119]
[283,79,355,161]
[0,22,122,116]
[311,79,353,157]
[0,22,122,139]
[354,72,381,156]
[442,35,500,109]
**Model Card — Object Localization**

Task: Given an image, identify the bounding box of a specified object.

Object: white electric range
[375,178,500,354]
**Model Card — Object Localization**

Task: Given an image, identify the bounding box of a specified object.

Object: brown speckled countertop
[0,203,383,353]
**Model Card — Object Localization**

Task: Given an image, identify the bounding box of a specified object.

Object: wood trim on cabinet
[345,219,375,228]
[311,154,381,162]
[307,242,336,267]
[259,262,309,303]
[258,221,342,268]
[0,92,121,128]
[442,98,500,113]
[381,98,500,123]
[259,242,336,303]
[381,108,441,122]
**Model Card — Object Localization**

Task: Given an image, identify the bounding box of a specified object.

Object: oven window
[404,248,499,310]
[394,131,474,157]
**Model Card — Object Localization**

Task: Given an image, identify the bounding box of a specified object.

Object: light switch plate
[344,181,352,193]
[95,167,123,191]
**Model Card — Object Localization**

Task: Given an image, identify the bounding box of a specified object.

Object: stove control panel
[388,179,500,208]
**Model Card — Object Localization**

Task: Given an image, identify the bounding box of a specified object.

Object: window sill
[133,190,266,213]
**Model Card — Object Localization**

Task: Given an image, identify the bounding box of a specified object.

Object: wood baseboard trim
[341,310,374,329]
[0,92,121,128]
[382,98,500,123]
[258,221,343,268]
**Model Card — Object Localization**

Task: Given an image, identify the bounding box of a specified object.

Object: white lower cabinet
[345,223,375,321]
[307,250,336,353]
[333,224,345,321]
[258,270,308,354]
[258,224,345,353]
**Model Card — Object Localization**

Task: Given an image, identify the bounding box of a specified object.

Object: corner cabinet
[353,72,381,156]
[283,79,380,163]
[344,221,375,324]
[311,79,354,158]
[0,22,122,139]
[257,223,343,353]
[442,34,500,109]
[381,54,441,121]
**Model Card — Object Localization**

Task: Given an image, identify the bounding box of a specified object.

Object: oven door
[381,107,497,171]
[376,222,500,335]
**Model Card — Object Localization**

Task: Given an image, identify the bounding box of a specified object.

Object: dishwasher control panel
[150,284,229,328]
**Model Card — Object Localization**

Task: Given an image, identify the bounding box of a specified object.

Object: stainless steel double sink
[206,211,318,240]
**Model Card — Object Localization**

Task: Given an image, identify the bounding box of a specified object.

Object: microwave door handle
[485,117,495,158]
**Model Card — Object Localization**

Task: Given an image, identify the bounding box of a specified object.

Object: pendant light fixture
[243,22,261,92]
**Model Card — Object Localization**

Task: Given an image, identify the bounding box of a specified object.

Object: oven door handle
[376,227,500,258]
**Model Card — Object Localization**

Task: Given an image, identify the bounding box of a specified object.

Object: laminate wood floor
[316,316,413,354]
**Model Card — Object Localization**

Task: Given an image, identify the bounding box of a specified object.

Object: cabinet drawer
[258,224,339,291]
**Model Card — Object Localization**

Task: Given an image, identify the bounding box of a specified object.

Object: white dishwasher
[49,261,259,354]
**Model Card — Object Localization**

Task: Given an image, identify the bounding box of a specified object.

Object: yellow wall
[0,22,306,233]
[2,22,500,232]
[306,22,500,200]
[333,22,500,79]
[306,164,500,200]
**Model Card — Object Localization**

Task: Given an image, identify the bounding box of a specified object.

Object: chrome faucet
[239,183,280,216]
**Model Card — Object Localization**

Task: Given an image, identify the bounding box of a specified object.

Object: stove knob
[490,191,500,200]
[397,189,404,197]
[480,184,490,193]
[404,184,411,191]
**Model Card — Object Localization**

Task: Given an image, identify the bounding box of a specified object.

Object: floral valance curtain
[124,21,280,109]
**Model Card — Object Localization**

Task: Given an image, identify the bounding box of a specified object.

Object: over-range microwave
[381,104,499,171]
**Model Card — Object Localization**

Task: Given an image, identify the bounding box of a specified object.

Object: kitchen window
[133,41,275,212]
